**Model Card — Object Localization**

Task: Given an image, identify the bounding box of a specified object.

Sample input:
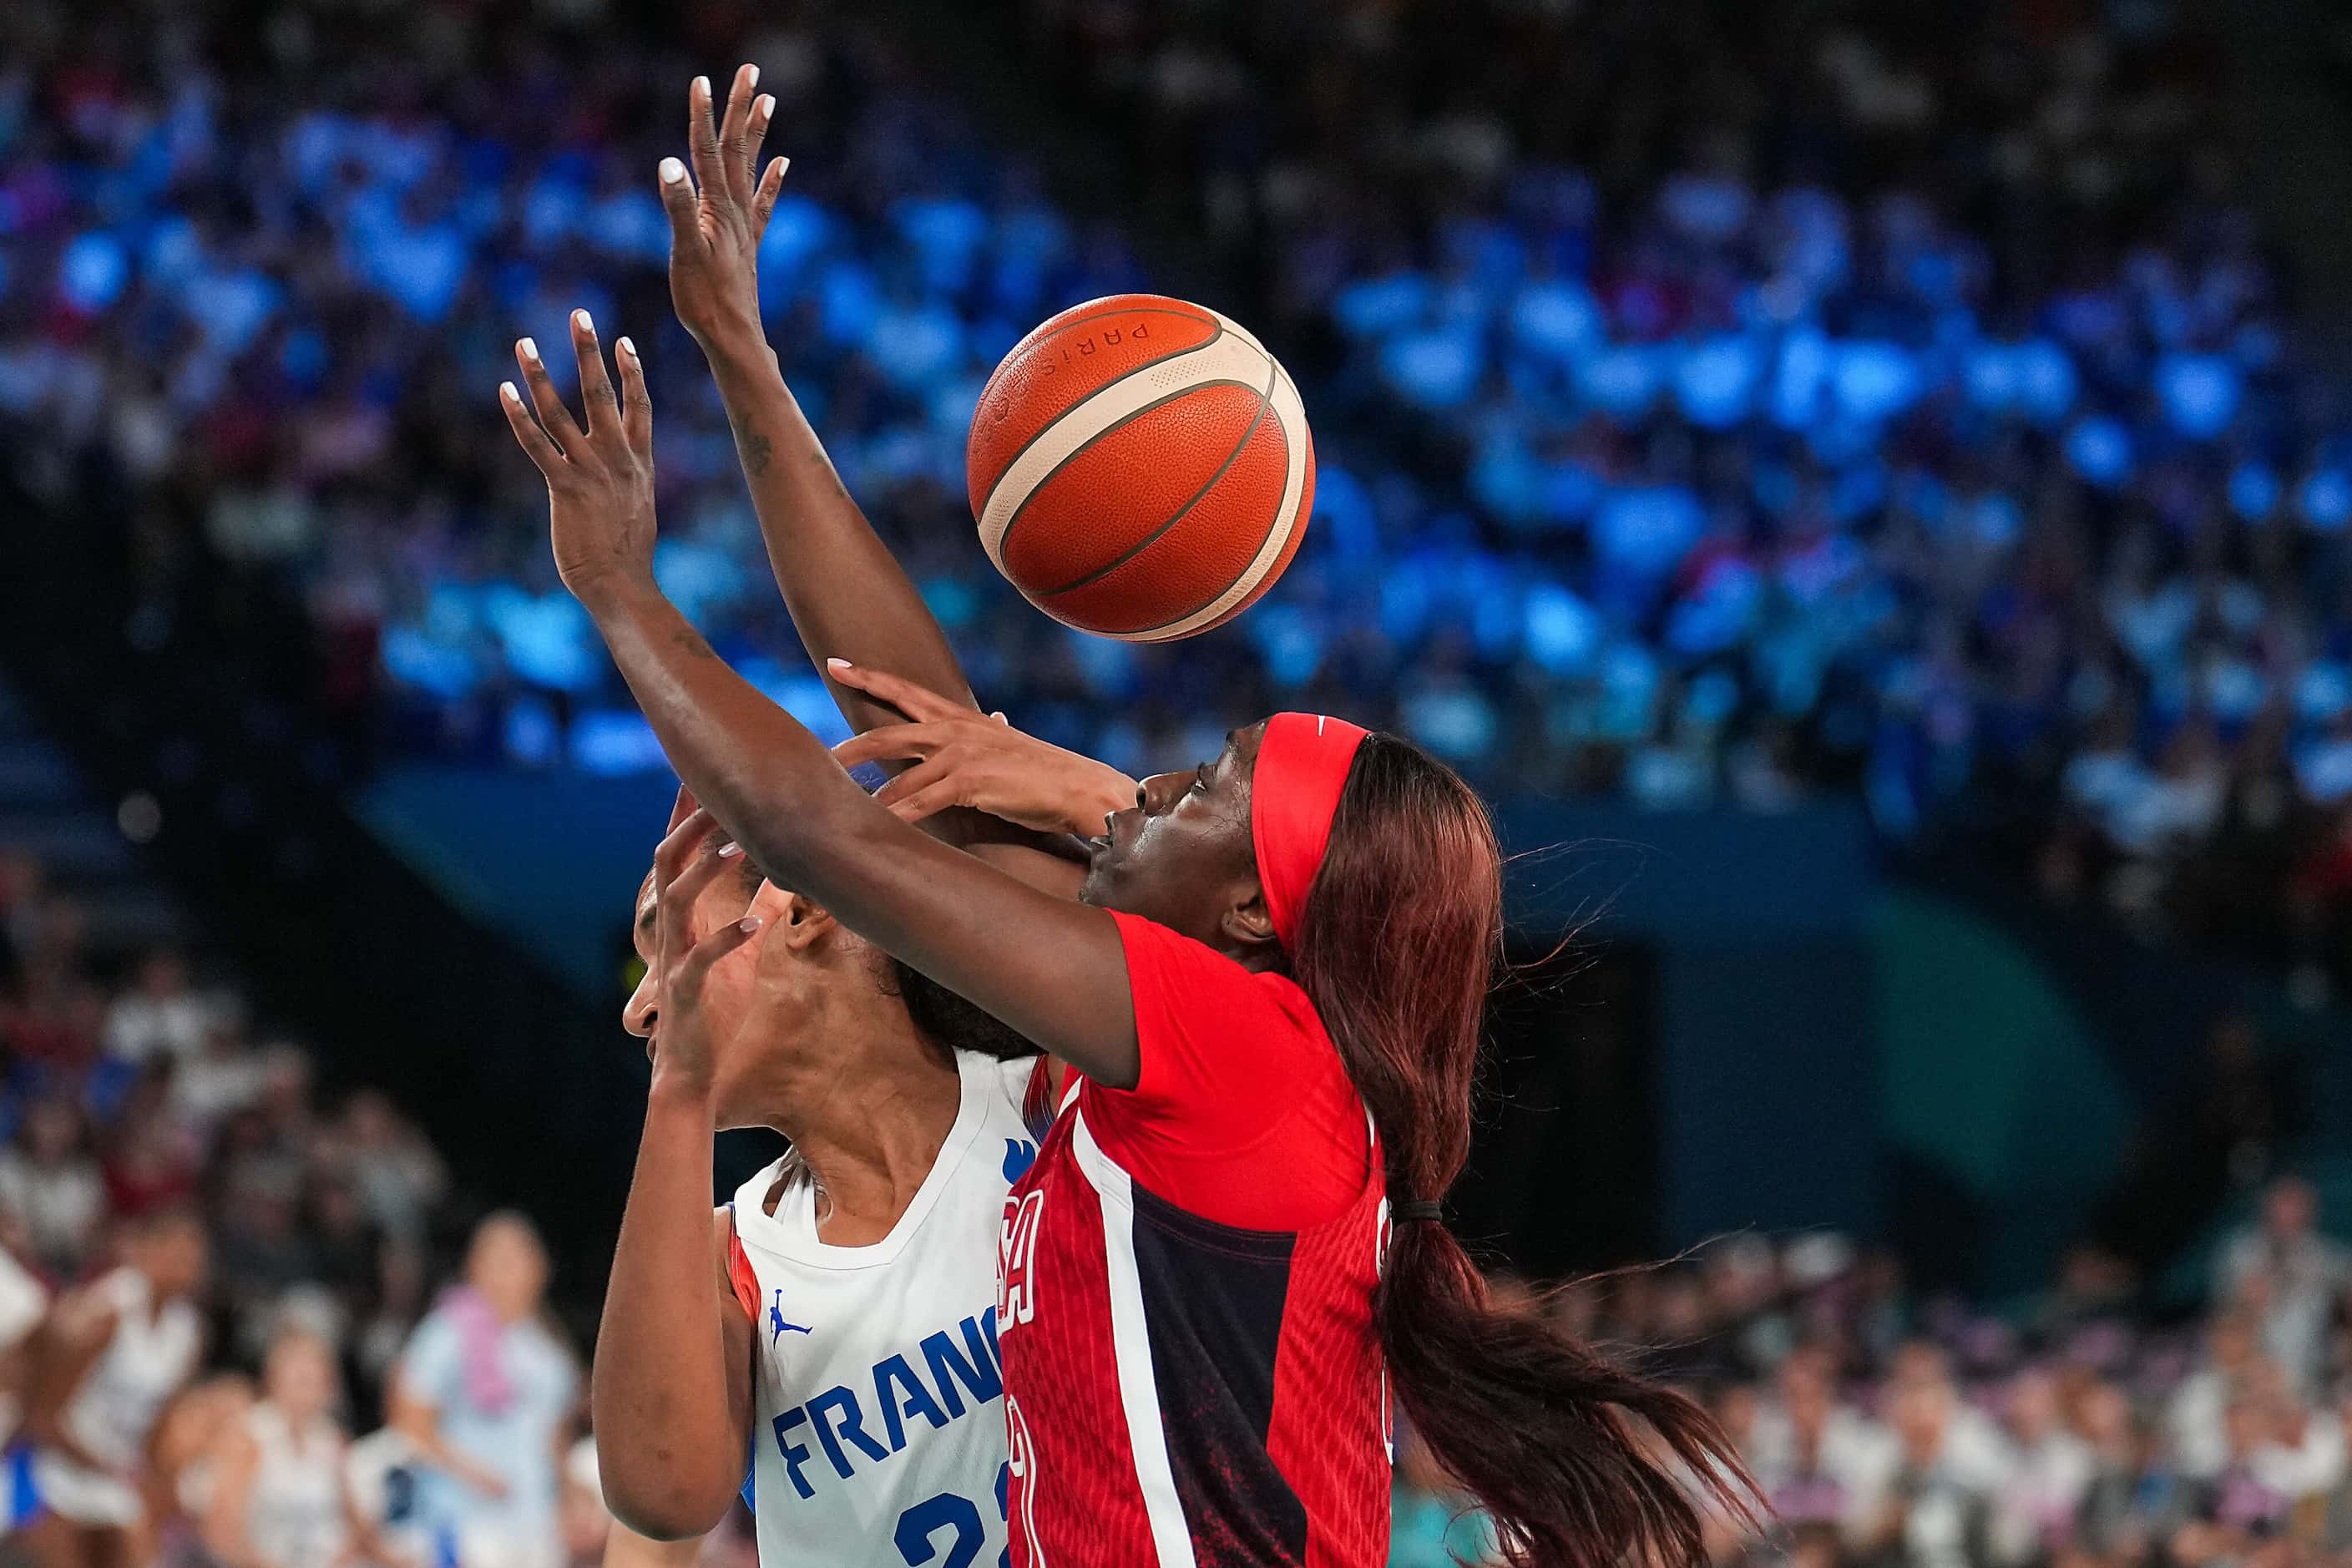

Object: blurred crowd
[1399,1175,2352,1568]
[1017,0,2352,970]
[8,3,2352,1563]
[9,0,2352,986]
[0,843,752,1565]
[8,832,2352,1566]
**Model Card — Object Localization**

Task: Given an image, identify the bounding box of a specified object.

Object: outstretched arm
[660,68,979,749]
[501,314,1141,1085]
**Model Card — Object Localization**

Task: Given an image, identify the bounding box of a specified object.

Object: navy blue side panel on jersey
[1128,1182,1310,1566]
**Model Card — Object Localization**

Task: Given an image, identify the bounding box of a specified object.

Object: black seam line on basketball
[1034,359,1279,599]
[995,372,1262,571]
[978,310,1222,514]
[1115,395,1296,637]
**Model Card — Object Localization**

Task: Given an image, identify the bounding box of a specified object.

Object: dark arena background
[3,0,2352,1563]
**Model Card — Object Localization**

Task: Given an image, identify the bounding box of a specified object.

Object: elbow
[385,1399,432,1450]
[602,1472,736,1542]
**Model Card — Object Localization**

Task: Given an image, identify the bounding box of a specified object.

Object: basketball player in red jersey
[592,66,1101,1562]
[502,120,1754,1568]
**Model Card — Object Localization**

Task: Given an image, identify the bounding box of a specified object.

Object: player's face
[470,1218,549,1319]
[621,860,771,1072]
[134,1218,208,1301]
[1082,720,1267,947]
[266,1334,336,1419]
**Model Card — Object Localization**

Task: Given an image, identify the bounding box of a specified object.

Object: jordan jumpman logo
[770,1288,812,1344]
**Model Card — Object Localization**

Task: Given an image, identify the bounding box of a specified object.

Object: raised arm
[501,314,1141,1084]
[659,68,974,744]
[591,808,759,1538]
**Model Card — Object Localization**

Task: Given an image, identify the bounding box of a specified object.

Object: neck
[742,989,964,1247]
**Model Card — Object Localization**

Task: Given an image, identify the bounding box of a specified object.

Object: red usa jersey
[997,915,1393,1567]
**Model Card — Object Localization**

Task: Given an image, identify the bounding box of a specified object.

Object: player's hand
[658,65,785,352]
[642,807,766,1099]
[826,660,1140,837]
[501,310,658,608]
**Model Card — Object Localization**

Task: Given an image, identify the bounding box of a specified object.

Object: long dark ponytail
[1288,732,1760,1568]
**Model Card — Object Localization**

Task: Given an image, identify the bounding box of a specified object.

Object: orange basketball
[966,294,1316,642]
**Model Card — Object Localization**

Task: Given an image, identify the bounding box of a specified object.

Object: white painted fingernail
[500,382,520,403]
[660,157,686,184]
[573,308,593,333]
[618,336,636,357]
[744,64,760,89]
[776,156,791,177]
[694,76,711,98]
[826,657,851,671]
[718,841,743,858]
[518,338,539,362]
[756,94,775,119]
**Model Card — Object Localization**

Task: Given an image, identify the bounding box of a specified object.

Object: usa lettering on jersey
[999,1190,1044,1329]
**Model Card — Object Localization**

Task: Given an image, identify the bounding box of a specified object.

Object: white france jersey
[729,1050,1041,1568]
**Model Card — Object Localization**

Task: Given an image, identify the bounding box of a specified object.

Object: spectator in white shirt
[2169,1312,2262,1478]
[0,1095,104,1275]
[1891,1342,2016,1495]
[2236,1356,2346,1500]
[2213,1176,2351,1398]
[1747,1347,1901,1545]
[1995,1367,2094,1562]
[99,948,226,1065]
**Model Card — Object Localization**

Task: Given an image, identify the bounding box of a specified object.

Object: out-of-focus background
[3,0,2352,1562]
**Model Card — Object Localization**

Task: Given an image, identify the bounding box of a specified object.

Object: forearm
[387,1402,474,1478]
[581,575,1136,1074]
[21,1330,109,1469]
[593,1081,741,1538]
[704,328,974,731]
[587,577,876,888]
[200,1460,256,1566]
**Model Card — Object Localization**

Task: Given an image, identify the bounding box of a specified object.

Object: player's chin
[1076,847,1116,908]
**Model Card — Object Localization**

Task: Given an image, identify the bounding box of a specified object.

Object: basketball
[966,294,1316,642]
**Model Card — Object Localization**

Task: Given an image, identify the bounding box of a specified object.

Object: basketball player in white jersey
[590,65,1117,1565]
[596,792,1062,1566]
[12,1206,207,1568]
[202,1326,374,1567]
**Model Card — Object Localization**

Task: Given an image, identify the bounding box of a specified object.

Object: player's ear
[772,888,837,953]
[1219,880,1277,951]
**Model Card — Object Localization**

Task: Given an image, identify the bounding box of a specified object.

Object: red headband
[1250,712,1370,948]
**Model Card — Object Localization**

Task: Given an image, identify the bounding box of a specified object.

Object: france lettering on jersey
[727,1050,1041,1568]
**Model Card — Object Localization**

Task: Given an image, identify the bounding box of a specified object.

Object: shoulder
[210,1416,264,1482]
[965,1050,1047,1122]
[0,1254,46,1349]
[713,1204,761,1328]
[1109,911,1322,1029]
[956,1052,1050,1186]
[398,1308,460,1376]
[47,1282,120,1347]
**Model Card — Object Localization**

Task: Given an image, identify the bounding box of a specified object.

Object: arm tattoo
[740,430,775,478]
